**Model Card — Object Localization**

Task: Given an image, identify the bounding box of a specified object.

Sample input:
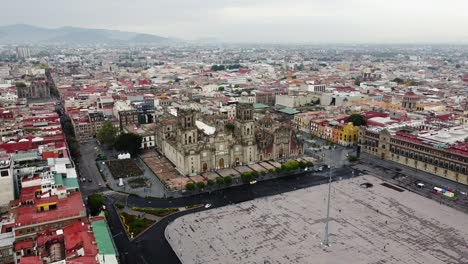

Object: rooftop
[14,192,85,227]
[253,103,269,109]
[166,175,468,264]
[91,220,117,255]
[278,107,300,115]
[418,126,468,145]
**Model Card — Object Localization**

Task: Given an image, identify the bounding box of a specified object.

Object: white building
[275,94,317,108]
[0,155,14,208]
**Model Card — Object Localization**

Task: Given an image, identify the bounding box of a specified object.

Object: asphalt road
[354,153,468,213]
[104,166,361,264]
[78,140,107,197]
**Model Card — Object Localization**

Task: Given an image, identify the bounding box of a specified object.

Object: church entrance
[279,148,284,158]
[219,158,224,169]
[235,157,240,166]
[202,163,208,172]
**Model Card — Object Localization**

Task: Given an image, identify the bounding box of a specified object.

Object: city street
[354,153,468,213]
[78,140,107,197]
[104,166,360,264]
[77,138,468,264]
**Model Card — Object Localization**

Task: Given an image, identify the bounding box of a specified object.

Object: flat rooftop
[419,126,468,145]
[166,175,468,264]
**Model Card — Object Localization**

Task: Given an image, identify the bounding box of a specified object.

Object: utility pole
[323,165,332,247]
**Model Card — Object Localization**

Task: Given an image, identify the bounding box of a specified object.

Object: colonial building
[256,115,303,161]
[118,110,139,130]
[155,103,303,176]
[401,91,420,110]
[16,80,51,99]
[359,126,468,185]
[72,111,118,142]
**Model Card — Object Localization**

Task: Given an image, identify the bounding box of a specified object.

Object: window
[1,170,9,177]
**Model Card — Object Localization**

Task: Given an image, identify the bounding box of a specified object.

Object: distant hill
[0,24,171,44]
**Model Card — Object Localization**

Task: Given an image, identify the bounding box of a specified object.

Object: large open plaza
[166,175,468,264]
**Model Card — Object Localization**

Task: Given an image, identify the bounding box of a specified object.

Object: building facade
[17,80,51,99]
[155,103,303,176]
[359,127,468,185]
[401,91,420,110]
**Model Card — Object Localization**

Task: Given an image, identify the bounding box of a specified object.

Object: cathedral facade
[154,103,303,176]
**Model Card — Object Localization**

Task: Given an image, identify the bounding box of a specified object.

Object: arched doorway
[235,157,240,166]
[279,148,284,158]
[260,155,263,161]
[202,163,208,172]
[219,158,224,168]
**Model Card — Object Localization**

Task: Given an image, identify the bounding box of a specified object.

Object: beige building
[359,126,468,185]
[72,111,118,142]
[155,103,303,176]
[16,80,50,99]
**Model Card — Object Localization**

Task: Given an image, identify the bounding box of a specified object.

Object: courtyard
[165,175,468,264]
[106,159,143,178]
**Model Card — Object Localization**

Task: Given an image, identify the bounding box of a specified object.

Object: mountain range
[0,24,170,45]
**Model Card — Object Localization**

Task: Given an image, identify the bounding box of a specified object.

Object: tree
[97,121,117,146]
[114,133,142,156]
[348,114,367,126]
[225,123,235,132]
[207,179,215,186]
[196,182,206,189]
[392,77,404,84]
[67,137,81,160]
[62,118,75,137]
[405,80,419,86]
[354,78,362,86]
[223,176,233,185]
[88,193,104,216]
[298,161,307,169]
[185,183,196,191]
[348,155,359,162]
[218,86,225,91]
[15,82,27,88]
[241,172,253,183]
[392,78,401,84]
[281,160,299,171]
[215,177,225,185]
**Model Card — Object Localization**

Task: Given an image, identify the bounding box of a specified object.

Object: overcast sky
[2,0,468,43]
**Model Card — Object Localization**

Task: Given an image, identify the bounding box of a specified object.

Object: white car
[204,204,212,208]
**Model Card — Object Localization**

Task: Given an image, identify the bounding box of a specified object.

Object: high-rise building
[15,46,31,60]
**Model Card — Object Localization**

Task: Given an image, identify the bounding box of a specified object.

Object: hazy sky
[2,0,468,43]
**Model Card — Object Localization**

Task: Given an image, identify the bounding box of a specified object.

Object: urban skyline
[1,0,468,43]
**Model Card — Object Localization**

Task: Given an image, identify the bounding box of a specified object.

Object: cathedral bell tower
[235,103,255,143]
[177,108,198,146]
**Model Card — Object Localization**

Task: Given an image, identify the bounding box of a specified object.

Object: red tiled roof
[19,256,43,264]
[14,192,85,227]
[64,222,98,257]
[66,256,98,264]
[335,86,356,92]
[15,240,34,251]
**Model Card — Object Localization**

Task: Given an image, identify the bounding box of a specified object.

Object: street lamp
[323,165,332,247]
